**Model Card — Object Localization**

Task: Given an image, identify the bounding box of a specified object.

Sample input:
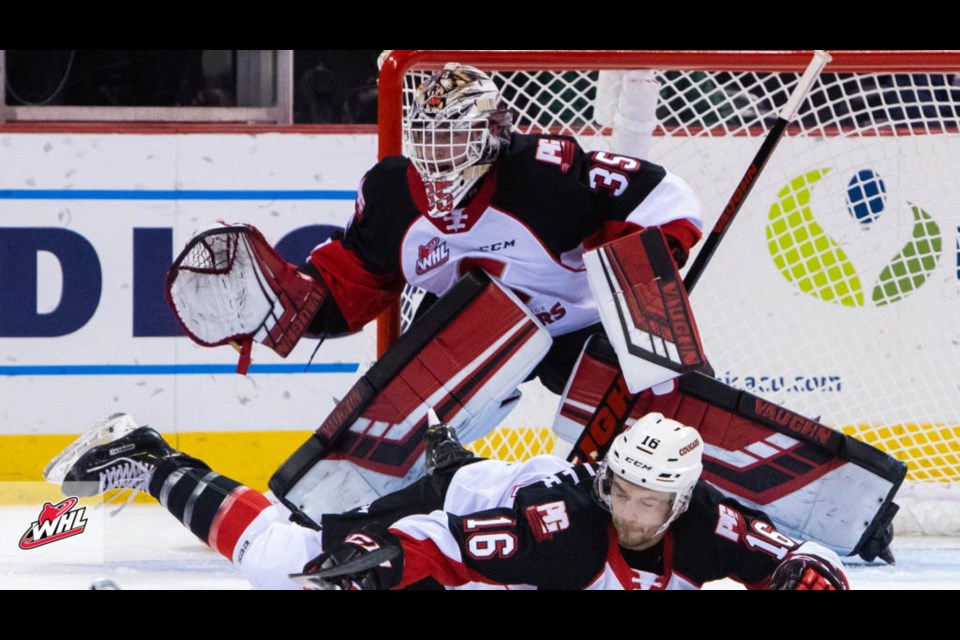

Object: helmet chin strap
[652,485,695,538]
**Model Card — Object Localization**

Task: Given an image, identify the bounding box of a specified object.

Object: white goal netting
[380,52,960,530]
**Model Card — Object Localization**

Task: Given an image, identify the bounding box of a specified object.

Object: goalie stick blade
[288,546,401,589]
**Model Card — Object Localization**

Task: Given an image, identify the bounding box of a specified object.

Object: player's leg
[45,414,321,589]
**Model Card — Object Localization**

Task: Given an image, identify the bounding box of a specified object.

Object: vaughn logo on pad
[19,497,89,550]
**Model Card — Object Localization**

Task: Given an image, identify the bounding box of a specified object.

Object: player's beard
[612,514,665,551]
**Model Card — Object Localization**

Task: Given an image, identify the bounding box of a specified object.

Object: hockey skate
[424,409,475,475]
[44,413,177,510]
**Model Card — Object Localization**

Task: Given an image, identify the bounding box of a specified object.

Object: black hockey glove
[664,234,689,268]
[769,554,849,591]
[295,529,404,590]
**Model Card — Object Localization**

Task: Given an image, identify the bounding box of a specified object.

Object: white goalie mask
[595,413,704,540]
[403,63,512,217]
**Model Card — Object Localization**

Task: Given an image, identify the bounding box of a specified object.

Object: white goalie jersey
[306,132,703,337]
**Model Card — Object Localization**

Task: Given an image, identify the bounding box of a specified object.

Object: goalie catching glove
[166,224,329,374]
[769,554,849,591]
[292,529,403,590]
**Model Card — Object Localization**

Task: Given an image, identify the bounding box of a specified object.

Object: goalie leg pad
[632,371,907,560]
[557,334,680,463]
[584,228,708,393]
[270,271,553,523]
[553,335,632,444]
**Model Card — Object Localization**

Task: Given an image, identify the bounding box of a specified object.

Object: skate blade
[43,413,139,484]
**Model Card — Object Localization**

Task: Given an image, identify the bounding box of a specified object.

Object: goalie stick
[683,49,832,292]
[568,50,832,464]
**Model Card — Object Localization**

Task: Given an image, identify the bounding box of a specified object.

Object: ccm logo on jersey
[416,238,450,275]
[478,239,516,252]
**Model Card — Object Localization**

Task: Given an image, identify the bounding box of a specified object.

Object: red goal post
[375,51,960,532]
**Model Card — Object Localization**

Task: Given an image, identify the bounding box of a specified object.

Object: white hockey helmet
[595,412,704,534]
[403,63,512,216]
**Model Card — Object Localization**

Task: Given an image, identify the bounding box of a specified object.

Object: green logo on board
[767,168,942,306]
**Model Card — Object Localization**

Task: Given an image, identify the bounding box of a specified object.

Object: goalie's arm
[306,239,404,335]
[306,158,412,334]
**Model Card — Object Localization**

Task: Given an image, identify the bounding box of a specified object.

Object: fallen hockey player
[46,411,847,590]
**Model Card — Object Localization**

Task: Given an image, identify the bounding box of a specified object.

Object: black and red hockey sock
[147,455,272,560]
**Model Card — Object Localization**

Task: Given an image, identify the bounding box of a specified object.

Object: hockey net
[377,51,960,530]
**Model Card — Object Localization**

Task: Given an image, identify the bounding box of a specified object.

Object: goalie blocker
[270,271,552,525]
[584,227,708,394]
[566,227,710,464]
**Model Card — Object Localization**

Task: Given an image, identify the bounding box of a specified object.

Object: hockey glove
[294,530,403,590]
[167,224,329,374]
[769,554,849,591]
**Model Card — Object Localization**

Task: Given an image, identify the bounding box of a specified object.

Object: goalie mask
[594,413,704,546]
[403,63,512,217]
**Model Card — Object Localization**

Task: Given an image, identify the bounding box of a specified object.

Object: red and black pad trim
[337,322,539,476]
[270,271,494,501]
[629,371,906,558]
[569,374,636,464]
[562,335,636,464]
[595,229,707,372]
[270,270,546,511]
[559,403,593,426]
[633,372,906,498]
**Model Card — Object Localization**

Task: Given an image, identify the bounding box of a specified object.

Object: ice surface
[4,503,958,590]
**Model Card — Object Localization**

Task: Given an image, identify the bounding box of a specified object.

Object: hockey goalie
[49,60,906,588]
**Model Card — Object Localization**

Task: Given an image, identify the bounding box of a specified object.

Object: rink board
[2,129,959,496]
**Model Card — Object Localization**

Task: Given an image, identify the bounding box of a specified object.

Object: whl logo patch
[767,168,942,307]
[416,238,450,275]
[19,497,89,550]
